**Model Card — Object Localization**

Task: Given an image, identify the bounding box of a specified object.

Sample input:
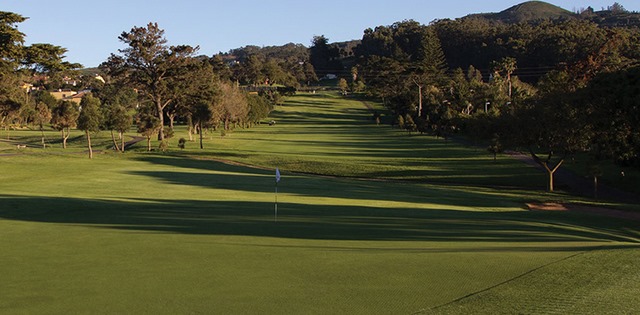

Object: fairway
[1,93,639,314]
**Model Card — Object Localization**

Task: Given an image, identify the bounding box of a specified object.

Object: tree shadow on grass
[0,195,638,246]
[131,155,543,205]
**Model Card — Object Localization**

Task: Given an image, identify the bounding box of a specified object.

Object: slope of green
[1,92,639,314]
[467,1,575,23]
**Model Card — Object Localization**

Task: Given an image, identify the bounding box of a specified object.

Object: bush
[164,127,175,139]
[159,140,169,152]
[178,138,186,150]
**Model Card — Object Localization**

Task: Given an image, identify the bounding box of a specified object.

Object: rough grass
[1,92,639,314]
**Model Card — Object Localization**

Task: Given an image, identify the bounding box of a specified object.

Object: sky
[4,0,639,68]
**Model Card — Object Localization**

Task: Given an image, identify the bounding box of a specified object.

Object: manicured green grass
[1,92,639,314]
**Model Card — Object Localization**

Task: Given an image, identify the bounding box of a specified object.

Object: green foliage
[247,93,273,124]
[22,43,82,75]
[101,22,198,141]
[103,104,132,134]
[581,66,640,166]
[404,114,416,133]
[136,104,161,151]
[224,43,315,87]
[356,20,448,118]
[50,101,79,148]
[310,35,343,78]
[337,78,348,93]
[77,95,102,133]
[158,139,169,152]
[0,11,27,69]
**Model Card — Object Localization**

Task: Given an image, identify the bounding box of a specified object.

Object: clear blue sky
[4,0,639,67]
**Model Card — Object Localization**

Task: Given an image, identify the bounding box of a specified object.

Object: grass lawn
[1,92,639,314]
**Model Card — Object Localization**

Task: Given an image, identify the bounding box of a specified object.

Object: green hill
[467,1,575,23]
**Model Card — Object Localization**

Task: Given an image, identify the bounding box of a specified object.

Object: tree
[0,89,21,139]
[491,57,517,99]
[338,78,349,94]
[0,11,26,70]
[51,100,78,149]
[487,134,503,161]
[505,75,589,192]
[191,102,213,149]
[184,62,219,149]
[310,35,342,78]
[218,82,249,131]
[136,104,161,152]
[95,84,137,152]
[22,43,81,75]
[77,95,102,159]
[104,104,133,152]
[582,67,640,166]
[0,11,25,138]
[101,22,197,141]
[247,93,273,126]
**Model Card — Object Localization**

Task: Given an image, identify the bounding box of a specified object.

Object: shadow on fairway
[1,193,639,246]
[130,155,540,208]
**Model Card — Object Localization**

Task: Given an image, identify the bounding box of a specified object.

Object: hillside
[466,1,575,23]
[464,1,640,26]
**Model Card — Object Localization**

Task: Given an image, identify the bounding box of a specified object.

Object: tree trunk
[156,100,165,141]
[199,121,204,149]
[62,129,68,149]
[188,124,194,141]
[146,136,151,151]
[111,130,120,151]
[541,159,564,192]
[530,149,565,192]
[120,132,125,152]
[86,131,93,159]
[594,176,599,199]
[168,113,175,129]
[41,128,46,149]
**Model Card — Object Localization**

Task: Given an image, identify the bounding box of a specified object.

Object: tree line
[1,15,276,158]
[344,11,640,192]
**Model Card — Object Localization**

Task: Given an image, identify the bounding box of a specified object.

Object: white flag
[275,168,281,183]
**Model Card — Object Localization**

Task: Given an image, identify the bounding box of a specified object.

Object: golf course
[1,92,639,314]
